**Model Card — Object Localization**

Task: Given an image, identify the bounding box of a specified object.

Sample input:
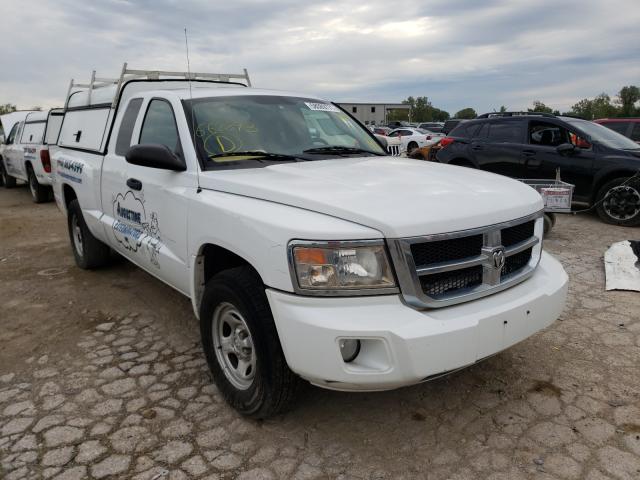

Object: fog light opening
[339,339,361,363]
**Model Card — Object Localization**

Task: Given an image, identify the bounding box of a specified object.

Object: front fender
[188,189,383,317]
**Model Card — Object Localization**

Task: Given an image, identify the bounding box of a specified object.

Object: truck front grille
[388,212,543,308]
[420,265,484,298]
[410,234,483,266]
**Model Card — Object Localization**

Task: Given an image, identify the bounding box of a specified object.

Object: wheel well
[193,244,261,314]
[62,184,77,208]
[449,158,475,167]
[591,170,638,203]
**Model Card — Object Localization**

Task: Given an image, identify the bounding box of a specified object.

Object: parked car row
[387,127,444,153]
[0,65,570,418]
[595,118,640,144]
[435,112,640,226]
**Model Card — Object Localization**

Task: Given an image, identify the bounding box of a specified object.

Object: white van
[0,109,64,202]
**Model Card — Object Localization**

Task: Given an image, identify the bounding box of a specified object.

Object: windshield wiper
[302,146,385,156]
[209,151,305,162]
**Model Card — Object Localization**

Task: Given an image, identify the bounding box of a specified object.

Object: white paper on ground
[604,240,640,292]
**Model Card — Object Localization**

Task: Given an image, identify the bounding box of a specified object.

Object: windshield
[185,95,385,168]
[563,118,640,150]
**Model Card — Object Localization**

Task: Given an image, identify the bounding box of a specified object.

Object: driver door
[122,98,193,294]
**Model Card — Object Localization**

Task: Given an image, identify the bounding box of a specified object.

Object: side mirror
[575,138,591,149]
[125,144,186,171]
[556,143,576,155]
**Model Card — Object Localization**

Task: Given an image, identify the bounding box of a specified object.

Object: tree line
[388,85,640,122]
[0,104,42,115]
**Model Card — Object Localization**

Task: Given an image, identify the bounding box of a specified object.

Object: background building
[337,103,410,125]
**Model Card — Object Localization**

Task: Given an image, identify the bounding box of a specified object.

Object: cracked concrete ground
[1,185,639,480]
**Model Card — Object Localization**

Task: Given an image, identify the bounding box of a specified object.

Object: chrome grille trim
[388,211,544,309]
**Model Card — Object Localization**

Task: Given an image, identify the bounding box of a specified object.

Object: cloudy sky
[2,0,639,114]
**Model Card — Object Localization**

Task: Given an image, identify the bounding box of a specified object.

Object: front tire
[1,161,17,188]
[67,199,111,269]
[595,177,640,226]
[200,266,300,419]
[28,166,51,203]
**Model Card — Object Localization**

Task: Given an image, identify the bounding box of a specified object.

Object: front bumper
[267,251,568,391]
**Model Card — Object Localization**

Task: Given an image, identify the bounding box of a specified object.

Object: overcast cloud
[2,0,639,114]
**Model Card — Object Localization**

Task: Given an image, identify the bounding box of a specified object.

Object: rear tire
[67,199,111,269]
[595,177,640,226]
[1,161,17,188]
[200,266,300,419]
[543,213,556,236]
[28,166,51,203]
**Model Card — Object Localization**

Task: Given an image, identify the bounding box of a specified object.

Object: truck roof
[149,87,325,102]
[0,111,38,135]
[67,83,323,109]
[24,111,48,123]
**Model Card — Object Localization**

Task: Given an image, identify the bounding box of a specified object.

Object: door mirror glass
[125,144,186,171]
[575,138,591,149]
[569,133,591,149]
[556,143,575,155]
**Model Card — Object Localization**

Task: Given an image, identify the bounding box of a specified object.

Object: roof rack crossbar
[63,62,252,109]
[476,111,556,119]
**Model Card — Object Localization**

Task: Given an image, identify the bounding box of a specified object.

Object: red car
[594,118,640,144]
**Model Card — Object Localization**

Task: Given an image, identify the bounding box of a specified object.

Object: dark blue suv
[436,112,640,226]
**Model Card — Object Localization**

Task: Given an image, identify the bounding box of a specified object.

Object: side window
[115,98,143,156]
[139,100,181,153]
[631,123,640,142]
[6,123,19,144]
[473,123,489,138]
[14,123,24,144]
[528,121,568,147]
[388,131,399,137]
[487,122,523,143]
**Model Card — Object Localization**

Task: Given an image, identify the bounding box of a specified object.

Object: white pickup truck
[0,109,64,202]
[52,66,568,418]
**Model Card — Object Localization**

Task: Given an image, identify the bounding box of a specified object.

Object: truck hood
[198,157,543,238]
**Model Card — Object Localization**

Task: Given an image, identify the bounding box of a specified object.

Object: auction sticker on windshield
[305,102,340,112]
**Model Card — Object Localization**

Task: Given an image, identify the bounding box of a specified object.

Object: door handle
[525,159,541,168]
[522,150,536,157]
[126,178,142,191]
[471,145,483,151]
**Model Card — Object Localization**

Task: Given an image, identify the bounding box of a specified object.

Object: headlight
[289,240,397,295]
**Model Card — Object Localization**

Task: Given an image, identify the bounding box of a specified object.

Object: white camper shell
[0,108,64,201]
[52,64,567,419]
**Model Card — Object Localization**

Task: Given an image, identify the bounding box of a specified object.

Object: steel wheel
[212,302,256,390]
[72,213,84,257]
[602,185,640,221]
